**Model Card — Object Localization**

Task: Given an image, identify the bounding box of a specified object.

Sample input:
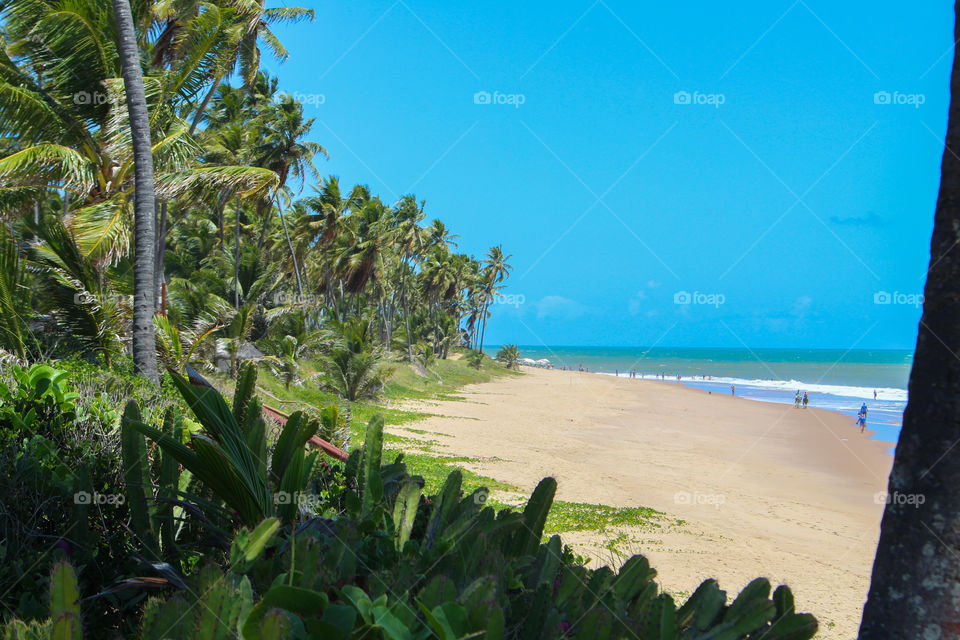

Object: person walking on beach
[794,391,801,408]
[731,384,735,396]
[802,392,809,408]
[857,404,868,433]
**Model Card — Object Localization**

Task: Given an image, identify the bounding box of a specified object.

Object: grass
[545,501,670,535]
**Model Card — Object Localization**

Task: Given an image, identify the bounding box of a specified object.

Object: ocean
[489,346,912,445]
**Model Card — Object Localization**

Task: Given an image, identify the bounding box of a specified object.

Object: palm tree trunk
[155,199,167,311]
[113,0,158,384]
[859,5,960,637]
[276,196,304,300]
[234,196,242,308]
[401,259,414,362]
[256,198,270,250]
[188,73,223,136]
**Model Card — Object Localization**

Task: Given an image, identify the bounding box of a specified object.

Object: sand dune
[398,367,893,640]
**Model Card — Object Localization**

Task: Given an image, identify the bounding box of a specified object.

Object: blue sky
[267,1,953,349]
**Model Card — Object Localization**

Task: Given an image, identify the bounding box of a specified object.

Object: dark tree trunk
[113,0,158,384]
[859,3,960,637]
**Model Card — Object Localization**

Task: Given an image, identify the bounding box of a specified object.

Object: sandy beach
[398,367,894,640]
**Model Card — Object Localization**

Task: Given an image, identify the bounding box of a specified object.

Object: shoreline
[397,366,893,640]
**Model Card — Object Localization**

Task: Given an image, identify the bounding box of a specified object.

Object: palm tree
[315,316,387,401]
[186,1,315,134]
[859,5,960,638]
[113,0,159,383]
[477,245,513,356]
[496,344,520,369]
[252,94,328,297]
[393,195,426,361]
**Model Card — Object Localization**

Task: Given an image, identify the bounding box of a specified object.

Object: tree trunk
[256,198,270,250]
[155,199,167,311]
[234,196,242,308]
[276,196,304,300]
[113,0,158,384]
[859,3,960,637]
[401,258,414,362]
[188,73,222,136]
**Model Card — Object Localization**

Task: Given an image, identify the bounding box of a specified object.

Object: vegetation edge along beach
[2,1,960,639]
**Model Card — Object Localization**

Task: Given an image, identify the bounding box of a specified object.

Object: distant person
[802,392,809,408]
[874,389,877,400]
[794,391,801,408]
[857,410,867,433]
[731,384,735,396]
[860,402,868,418]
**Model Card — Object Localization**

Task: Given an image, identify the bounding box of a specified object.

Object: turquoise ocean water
[487,347,912,445]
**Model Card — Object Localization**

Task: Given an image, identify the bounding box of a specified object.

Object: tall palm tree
[394,195,426,361]
[859,4,960,637]
[187,1,315,134]
[253,94,328,297]
[478,245,512,356]
[113,0,158,383]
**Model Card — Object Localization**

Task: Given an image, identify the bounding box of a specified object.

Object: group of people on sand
[793,390,810,408]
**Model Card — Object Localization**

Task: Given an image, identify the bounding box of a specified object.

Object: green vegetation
[496,343,521,369]
[0,1,818,637]
[1,373,818,639]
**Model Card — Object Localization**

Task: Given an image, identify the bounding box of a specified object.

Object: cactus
[641,593,676,640]
[425,469,462,548]
[360,414,384,517]
[121,401,158,557]
[510,477,556,557]
[232,361,258,431]
[49,561,80,640]
[528,535,562,588]
[138,570,252,640]
[392,479,422,551]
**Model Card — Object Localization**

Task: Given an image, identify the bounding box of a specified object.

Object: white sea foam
[602,371,907,402]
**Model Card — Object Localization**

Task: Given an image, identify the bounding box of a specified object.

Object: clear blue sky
[267,0,953,350]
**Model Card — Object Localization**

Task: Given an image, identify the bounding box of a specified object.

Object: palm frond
[156,165,279,201]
